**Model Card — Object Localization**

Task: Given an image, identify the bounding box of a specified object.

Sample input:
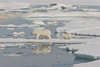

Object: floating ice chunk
[17,43,27,48]
[59,42,100,60]
[50,3,77,10]
[0,44,6,50]
[46,21,57,26]
[15,43,26,48]
[32,21,45,26]
[0,24,15,28]
[82,9,99,12]
[8,24,15,27]
[0,43,26,48]
[0,43,25,50]
[13,32,25,36]
[7,28,14,30]
[0,44,6,48]
[3,54,22,57]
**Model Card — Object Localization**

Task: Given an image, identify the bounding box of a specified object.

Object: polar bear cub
[32,29,51,40]
[62,33,72,39]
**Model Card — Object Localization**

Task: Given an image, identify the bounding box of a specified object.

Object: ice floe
[82,9,100,12]
[23,11,100,21]
[13,32,25,36]
[0,44,6,48]
[74,60,100,67]
[0,43,26,48]
[32,21,45,26]
[56,18,100,36]
[0,13,26,22]
[0,43,27,50]
[46,21,57,26]
[50,3,77,11]
[59,42,100,60]
[0,38,100,44]
[0,1,30,9]
[3,54,22,57]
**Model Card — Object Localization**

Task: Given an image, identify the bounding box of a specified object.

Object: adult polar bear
[32,29,51,40]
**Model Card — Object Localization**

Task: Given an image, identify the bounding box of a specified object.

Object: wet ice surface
[0,43,93,67]
[0,18,98,67]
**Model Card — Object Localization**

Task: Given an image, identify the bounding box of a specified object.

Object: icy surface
[0,1,30,9]
[24,12,100,17]
[59,41,100,60]
[56,18,100,35]
[74,60,100,67]
[0,38,100,44]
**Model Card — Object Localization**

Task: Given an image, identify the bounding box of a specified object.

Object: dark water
[0,18,93,67]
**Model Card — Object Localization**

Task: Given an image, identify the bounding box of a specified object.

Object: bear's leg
[42,36,45,39]
[36,35,39,40]
[47,35,51,40]
[68,35,72,39]
[63,37,66,39]
[69,36,72,39]
[62,36,66,39]
[66,36,68,39]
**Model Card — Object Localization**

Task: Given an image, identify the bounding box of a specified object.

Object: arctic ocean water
[0,17,95,67]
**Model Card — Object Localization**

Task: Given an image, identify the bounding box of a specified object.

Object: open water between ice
[0,17,98,67]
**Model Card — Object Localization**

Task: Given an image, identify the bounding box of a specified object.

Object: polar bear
[32,29,51,40]
[62,33,72,39]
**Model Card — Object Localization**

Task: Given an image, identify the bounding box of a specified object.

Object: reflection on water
[0,47,5,50]
[32,43,51,54]
[0,17,96,67]
[0,42,94,67]
[0,43,76,67]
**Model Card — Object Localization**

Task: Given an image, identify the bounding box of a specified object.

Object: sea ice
[59,42,100,60]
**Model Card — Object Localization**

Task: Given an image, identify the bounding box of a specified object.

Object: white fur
[62,33,72,39]
[32,30,51,40]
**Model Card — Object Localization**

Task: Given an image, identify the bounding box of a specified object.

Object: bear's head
[32,31,37,35]
[61,34,65,36]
